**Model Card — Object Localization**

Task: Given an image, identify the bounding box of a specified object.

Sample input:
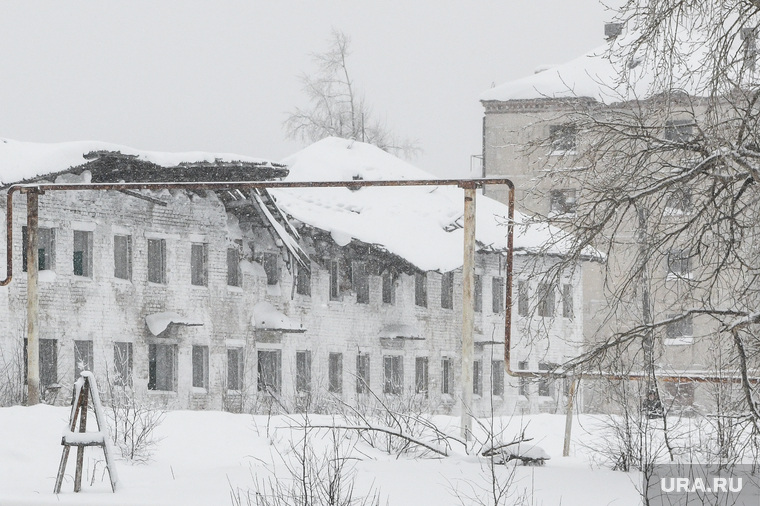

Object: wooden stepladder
[54,371,118,493]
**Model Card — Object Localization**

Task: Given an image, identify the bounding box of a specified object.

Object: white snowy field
[0,405,642,505]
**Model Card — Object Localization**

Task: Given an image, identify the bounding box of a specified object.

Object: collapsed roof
[271,137,594,273]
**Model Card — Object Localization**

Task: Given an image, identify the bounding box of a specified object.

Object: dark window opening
[441,272,454,309]
[227,246,241,287]
[352,261,369,304]
[73,230,93,277]
[296,351,311,393]
[415,357,429,397]
[328,352,343,393]
[356,354,370,393]
[191,243,208,286]
[113,342,133,387]
[148,344,176,391]
[192,345,209,389]
[114,235,132,280]
[415,272,427,307]
[492,277,505,313]
[384,355,403,395]
[147,238,167,284]
[22,226,55,272]
[257,349,281,393]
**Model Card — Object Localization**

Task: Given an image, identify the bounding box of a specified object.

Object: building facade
[0,138,585,416]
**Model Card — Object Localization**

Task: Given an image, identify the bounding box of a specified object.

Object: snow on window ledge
[191,387,208,395]
[664,337,694,346]
[38,270,57,282]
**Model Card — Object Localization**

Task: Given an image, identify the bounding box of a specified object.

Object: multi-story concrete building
[0,137,586,415]
[478,23,740,412]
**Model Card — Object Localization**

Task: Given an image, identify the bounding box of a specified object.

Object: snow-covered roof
[480,28,710,104]
[0,138,281,185]
[272,137,590,272]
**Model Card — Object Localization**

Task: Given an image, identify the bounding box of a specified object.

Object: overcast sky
[0,1,613,177]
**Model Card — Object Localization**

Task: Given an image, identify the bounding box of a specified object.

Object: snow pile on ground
[273,137,591,272]
[0,405,641,505]
[0,138,278,185]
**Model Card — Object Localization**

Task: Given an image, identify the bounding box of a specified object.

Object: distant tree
[284,30,420,158]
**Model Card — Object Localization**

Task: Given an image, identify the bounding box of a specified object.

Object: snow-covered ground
[0,405,642,505]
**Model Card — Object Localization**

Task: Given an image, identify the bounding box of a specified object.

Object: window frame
[549,189,578,215]
[537,282,555,318]
[491,360,505,396]
[73,230,93,278]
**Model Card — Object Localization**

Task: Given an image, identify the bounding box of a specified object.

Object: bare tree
[284,30,420,158]
[518,2,760,423]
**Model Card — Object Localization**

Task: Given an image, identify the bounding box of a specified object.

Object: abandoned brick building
[0,136,586,415]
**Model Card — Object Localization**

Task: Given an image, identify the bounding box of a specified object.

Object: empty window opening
[549,124,577,153]
[24,338,58,389]
[492,360,505,396]
[296,264,311,296]
[441,358,452,395]
[329,260,340,301]
[415,357,429,397]
[73,230,93,277]
[149,344,177,391]
[74,340,93,381]
[473,360,482,396]
[550,189,578,215]
[537,283,555,318]
[356,353,370,393]
[667,249,691,277]
[114,235,132,280]
[415,272,427,307]
[352,261,369,304]
[227,246,241,287]
[384,355,404,395]
[441,272,454,309]
[191,243,208,286]
[22,226,55,272]
[113,342,133,387]
[562,284,574,319]
[192,345,209,389]
[382,271,395,304]
[492,277,505,313]
[328,352,343,393]
[257,349,281,393]
[518,361,529,397]
[474,274,482,313]
[517,280,529,316]
[296,350,312,393]
[147,238,167,284]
